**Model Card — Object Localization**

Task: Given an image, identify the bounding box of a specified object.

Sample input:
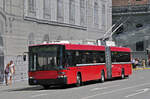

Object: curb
[133,68,150,70]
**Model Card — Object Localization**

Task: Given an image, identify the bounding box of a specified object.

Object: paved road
[0,70,150,99]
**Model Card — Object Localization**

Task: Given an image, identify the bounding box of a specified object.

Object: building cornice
[0,7,7,21]
[24,16,87,30]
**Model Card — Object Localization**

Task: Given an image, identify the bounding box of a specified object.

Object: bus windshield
[29,45,65,71]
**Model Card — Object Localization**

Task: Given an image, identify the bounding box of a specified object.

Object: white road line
[91,85,120,91]
[81,83,150,99]
[125,88,149,98]
[31,94,47,98]
[35,90,50,93]
[33,79,129,93]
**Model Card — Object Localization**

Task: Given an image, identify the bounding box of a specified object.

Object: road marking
[81,83,150,99]
[35,90,50,93]
[139,77,145,79]
[91,85,120,91]
[125,88,149,98]
[31,94,47,98]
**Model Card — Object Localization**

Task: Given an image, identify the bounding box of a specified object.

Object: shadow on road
[4,77,128,92]
[3,86,43,92]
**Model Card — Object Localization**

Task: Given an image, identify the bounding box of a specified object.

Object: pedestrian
[149,58,150,66]
[142,59,146,69]
[131,58,135,69]
[134,58,139,69]
[9,60,15,85]
[4,63,10,85]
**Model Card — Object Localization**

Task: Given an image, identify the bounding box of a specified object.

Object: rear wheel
[100,71,105,83]
[125,75,129,79]
[121,69,125,79]
[76,74,81,87]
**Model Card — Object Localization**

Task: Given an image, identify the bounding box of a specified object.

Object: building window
[136,24,143,28]
[102,4,106,27]
[136,41,144,51]
[28,0,36,15]
[80,0,85,26]
[57,0,64,22]
[94,1,99,26]
[69,0,75,24]
[28,33,35,45]
[43,34,49,43]
[43,0,51,19]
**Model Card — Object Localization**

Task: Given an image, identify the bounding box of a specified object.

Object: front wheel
[100,71,105,83]
[76,74,81,87]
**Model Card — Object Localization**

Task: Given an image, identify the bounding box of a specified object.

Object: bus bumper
[29,77,67,85]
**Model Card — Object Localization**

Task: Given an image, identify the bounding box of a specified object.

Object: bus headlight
[58,72,66,78]
[58,75,67,78]
[29,76,34,79]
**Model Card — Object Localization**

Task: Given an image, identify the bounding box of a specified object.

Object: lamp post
[145,36,150,67]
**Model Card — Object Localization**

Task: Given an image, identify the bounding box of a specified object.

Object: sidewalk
[0,67,149,91]
[0,80,29,91]
[133,66,150,70]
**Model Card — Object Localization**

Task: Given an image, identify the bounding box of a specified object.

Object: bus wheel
[121,69,125,79]
[100,71,105,83]
[76,74,81,87]
[42,85,50,89]
[125,75,129,79]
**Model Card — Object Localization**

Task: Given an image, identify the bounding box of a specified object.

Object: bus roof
[65,44,105,51]
[110,46,131,52]
[29,43,131,52]
[29,43,105,51]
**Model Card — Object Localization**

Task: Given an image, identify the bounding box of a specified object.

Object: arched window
[69,0,75,24]
[0,19,4,48]
[80,0,85,26]
[28,0,36,15]
[0,19,4,83]
[94,1,99,26]
[136,41,144,51]
[43,34,49,42]
[43,0,51,19]
[102,4,106,27]
[57,0,64,22]
[28,33,35,45]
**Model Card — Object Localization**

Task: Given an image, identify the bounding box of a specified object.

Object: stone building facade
[112,0,150,66]
[0,0,112,83]
[113,0,149,6]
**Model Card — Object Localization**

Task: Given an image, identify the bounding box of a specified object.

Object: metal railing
[112,4,150,14]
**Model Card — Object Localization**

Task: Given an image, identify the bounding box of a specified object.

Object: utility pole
[3,0,5,11]
[97,16,129,46]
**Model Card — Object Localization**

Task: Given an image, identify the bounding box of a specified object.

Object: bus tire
[42,85,50,89]
[125,75,129,79]
[100,70,105,83]
[121,69,125,79]
[76,73,82,87]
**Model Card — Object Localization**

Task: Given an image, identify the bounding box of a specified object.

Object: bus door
[29,53,37,72]
[65,50,78,84]
[105,46,112,79]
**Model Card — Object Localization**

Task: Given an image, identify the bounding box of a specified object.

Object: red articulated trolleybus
[28,43,132,88]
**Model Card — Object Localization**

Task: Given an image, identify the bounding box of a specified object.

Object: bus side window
[66,52,71,67]
[81,54,86,64]
[66,51,76,67]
